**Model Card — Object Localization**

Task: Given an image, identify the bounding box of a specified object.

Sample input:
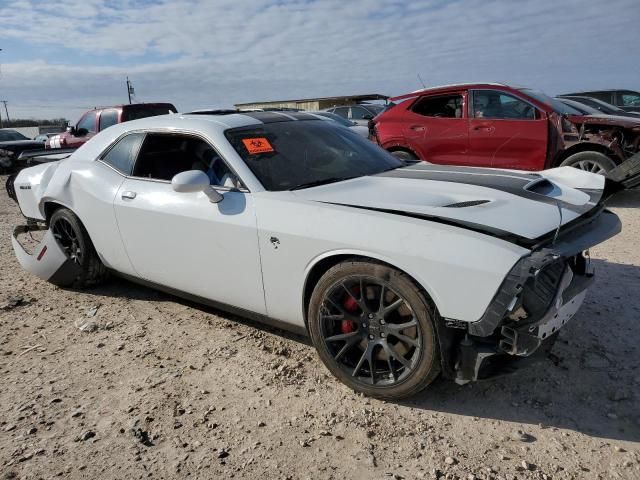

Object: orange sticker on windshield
[242,137,274,154]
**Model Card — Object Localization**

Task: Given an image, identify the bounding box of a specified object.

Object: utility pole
[126,77,135,104]
[1,101,10,124]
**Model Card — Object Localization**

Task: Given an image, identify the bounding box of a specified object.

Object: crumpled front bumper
[12,224,80,285]
[454,264,592,384]
[452,209,621,384]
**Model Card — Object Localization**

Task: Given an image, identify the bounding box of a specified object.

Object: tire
[49,208,106,288]
[560,151,617,175]
[308,260,440,400]
[389,150,419,163]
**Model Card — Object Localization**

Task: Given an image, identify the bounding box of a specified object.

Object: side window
[100,133,145,175]
[77,112,97,133]
[621,93,640,107]
[350,106,370,120]
[99,110,119,131]
[332,107,349,119]
[412,95,464,118]
[132,133,240,188]
[472,90,535,120]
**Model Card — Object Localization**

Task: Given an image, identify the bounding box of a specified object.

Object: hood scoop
[442,200,490,208]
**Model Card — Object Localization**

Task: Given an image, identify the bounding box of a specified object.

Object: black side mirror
[76,128,88,137]
[362,114,374,120]
[66,126,76,135]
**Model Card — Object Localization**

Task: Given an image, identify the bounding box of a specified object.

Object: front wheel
[308,261,440,399]
[49,208,106,288]
[560,151,617,175]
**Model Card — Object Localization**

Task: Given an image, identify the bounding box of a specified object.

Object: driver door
[112,131,266,314]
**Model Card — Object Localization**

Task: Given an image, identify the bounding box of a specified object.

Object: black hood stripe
[321,201,533,247]
[378,165,596,214]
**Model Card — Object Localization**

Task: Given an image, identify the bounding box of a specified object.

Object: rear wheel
[49,208,106,288]
[308,261,440,399]
[560,151,617,175]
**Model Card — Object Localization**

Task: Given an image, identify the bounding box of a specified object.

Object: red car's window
[412,95,464,118]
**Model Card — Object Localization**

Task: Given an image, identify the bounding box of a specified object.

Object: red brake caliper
[340,286,360,334]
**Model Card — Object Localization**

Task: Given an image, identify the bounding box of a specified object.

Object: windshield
[313,112,355,127]
[364,104,385,115]
[520,89,582,115]
[225,120,402,191]
[0,130,29,141]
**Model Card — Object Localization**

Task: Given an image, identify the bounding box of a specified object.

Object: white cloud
[0,0,638,120]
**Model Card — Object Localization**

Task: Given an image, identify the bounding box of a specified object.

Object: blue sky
[0,0,638,122]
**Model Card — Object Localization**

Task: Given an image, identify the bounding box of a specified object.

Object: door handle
[409,125,426,132]
[473,124,494,132]
[121,191,137,200]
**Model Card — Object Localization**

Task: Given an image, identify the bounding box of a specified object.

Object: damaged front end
[12,224,81,286]
[450,208,621,384]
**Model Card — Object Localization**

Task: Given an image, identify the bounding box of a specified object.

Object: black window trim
[96,128,249,193]
[468,89,541,121]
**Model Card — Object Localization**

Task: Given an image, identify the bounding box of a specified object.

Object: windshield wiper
[290,176,357,190]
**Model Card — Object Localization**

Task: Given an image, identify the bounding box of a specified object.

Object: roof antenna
[417,73,426,89]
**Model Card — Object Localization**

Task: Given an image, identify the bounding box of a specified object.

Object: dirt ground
[0,175,638,480]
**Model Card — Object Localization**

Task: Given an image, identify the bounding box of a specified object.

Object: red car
[46,103,177,150]
[370,83,640,173]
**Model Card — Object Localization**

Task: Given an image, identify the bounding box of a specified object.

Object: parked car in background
[370,83,640,174]
[310,111,369,137]
[323,104,386,126]
[34,133,57,143]
[560,90,640,113]
[0,129,46,171]
[46,103,177,150]
[557,95,640,118]
[8,111,633,398]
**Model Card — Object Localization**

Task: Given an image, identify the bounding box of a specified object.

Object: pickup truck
[46,103,177,149]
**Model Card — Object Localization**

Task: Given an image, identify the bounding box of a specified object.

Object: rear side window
[412,95,463,118]
[350,106,371,120]
[99,110,119,131]
[101,133,145,175]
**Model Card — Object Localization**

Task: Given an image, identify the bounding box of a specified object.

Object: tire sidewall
[49,208,102,288]
[308,261,440,399]
[560,151,617,173]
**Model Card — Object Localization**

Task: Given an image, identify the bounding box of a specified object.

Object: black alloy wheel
[309,261,440,399]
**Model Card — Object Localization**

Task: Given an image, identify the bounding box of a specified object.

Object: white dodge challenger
[6,111,629,399]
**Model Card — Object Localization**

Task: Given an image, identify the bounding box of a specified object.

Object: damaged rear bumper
[12,224,80,285]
